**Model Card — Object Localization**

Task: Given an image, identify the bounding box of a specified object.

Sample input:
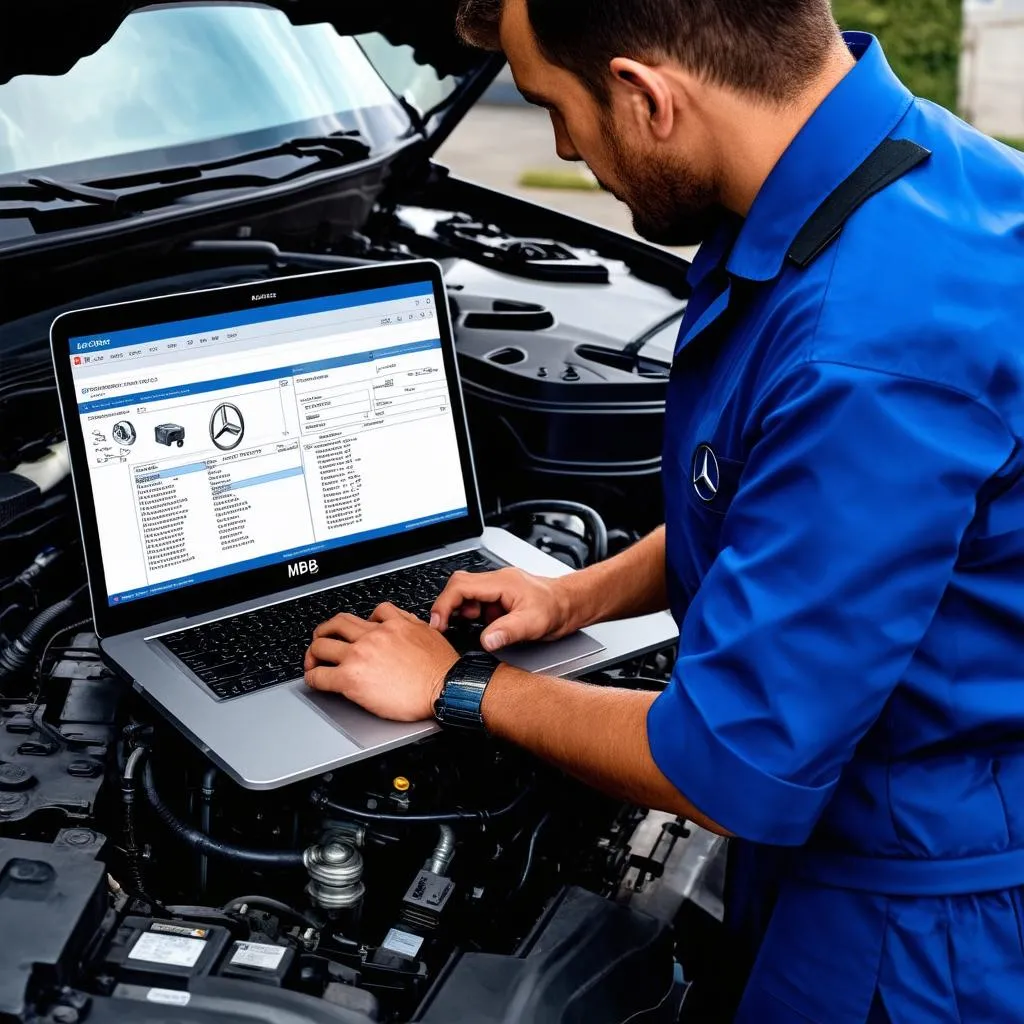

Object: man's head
[457,0,843,245]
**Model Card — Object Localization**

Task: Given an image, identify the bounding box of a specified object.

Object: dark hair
[456,0,840,102]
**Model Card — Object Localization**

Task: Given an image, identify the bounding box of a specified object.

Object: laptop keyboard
[158,550,502,702]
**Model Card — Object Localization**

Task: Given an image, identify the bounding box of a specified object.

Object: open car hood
[0,0,502,118]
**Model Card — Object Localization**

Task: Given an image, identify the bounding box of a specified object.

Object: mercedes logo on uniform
[209,402,245,451]
[692,444,720,503]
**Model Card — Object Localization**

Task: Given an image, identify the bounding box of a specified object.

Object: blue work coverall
[646,32,1024,1023]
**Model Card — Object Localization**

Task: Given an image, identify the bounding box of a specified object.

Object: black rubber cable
[513,811,553,894]
[141,758,304,869]
[122,747,157,904]
[222,894,321,929]
[35,617,94,678]
[313,785,531,825]
[0,584,87,683]
[621,304,689,359]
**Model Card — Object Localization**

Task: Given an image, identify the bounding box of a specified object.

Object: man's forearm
[561,526,668,629]
[481,663,728,836]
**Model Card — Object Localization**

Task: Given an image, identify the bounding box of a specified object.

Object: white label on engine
[381,928,424,959]
[229,942,287,971]
[129,932,205,968]
[146,988,191,1006]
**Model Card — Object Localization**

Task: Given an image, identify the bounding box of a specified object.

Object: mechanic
[304,1,1024,1020]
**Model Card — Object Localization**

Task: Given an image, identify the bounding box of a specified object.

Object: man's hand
[304,603,459,722]
[429,567,576,651]
[431,528,670,651]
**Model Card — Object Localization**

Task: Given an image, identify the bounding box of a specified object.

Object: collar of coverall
[686,31,916,290]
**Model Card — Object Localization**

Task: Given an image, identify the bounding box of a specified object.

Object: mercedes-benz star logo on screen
[209,402,245,451]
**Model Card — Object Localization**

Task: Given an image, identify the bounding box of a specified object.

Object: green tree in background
[831,0,963,112]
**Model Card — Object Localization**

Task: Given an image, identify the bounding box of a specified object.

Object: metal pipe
[123,745,147,781]
[428,824,456,876]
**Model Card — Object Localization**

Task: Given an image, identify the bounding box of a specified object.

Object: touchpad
[299,684,437,748]
[497,630,605,674]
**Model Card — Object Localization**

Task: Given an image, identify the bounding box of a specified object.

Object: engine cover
[0,694,112,833]
[418,887,682,1024]
[0,837,108,1020]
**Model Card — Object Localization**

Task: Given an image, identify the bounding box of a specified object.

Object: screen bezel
[50,260,484,638]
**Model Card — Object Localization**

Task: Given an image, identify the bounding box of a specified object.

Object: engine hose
[313,785,531,825]
[199,767,217,895]
[489,500,609,564]
[141,759,304,870]
[0,584,87,681]
[428,825,456,876]
[513,812,553,895]
[122,747,155,903]
[221,895,321,930]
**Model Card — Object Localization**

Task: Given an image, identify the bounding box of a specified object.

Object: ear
[608,58,675,141]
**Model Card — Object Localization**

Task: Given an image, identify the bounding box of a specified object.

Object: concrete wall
[961,0,1024,136]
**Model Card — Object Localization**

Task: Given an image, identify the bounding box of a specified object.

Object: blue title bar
[69,282,432,355]
[78,338,441,414]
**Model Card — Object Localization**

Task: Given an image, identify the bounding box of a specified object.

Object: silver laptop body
[51,260,676,790]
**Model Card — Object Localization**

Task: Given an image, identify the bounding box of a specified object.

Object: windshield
[0,4,420,179]
[357,34,461,116]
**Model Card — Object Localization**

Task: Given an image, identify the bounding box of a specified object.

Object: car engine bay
[0,164,721,1024]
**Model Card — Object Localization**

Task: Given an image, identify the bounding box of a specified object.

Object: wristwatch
[433,652,501,730]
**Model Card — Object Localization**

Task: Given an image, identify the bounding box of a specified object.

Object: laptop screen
[67,278,470,607]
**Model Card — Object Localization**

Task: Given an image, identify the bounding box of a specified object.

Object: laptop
[50,260,677,789]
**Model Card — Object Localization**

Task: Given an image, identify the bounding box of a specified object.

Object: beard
[603,131,722,247]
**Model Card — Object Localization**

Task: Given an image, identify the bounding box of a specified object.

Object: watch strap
[434,652,500,729]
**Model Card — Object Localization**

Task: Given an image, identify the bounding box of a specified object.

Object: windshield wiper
[18,175,120,208]
[99,131,370,190]
[0,131,372,218]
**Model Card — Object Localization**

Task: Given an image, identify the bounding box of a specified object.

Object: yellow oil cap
[393,776,411,793]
